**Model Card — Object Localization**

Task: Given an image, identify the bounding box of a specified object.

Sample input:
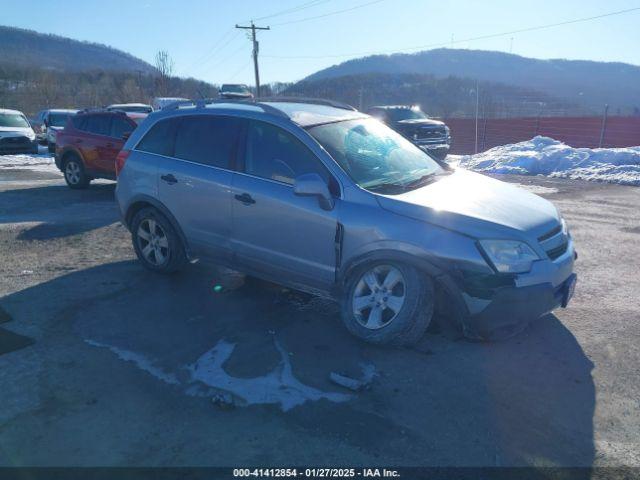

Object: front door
[231,120,338,290]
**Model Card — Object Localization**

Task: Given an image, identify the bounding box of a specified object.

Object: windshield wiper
[401,173,437,190]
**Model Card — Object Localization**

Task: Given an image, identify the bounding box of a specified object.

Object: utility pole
[235,21,270,98]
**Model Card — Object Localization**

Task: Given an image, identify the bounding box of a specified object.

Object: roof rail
[255,96,358,112]
[162,98,289,118]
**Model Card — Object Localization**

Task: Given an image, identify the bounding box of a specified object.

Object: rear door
[82,114,114,173]
[155,114,243,260]
[231,120,338,290]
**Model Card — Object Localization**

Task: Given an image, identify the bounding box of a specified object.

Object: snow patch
[86,338,351,411]
[451,136,640,186]
[0,152,60,175]
[189,339,351,411]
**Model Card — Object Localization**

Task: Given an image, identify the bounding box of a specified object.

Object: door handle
[74,139,82,144]
[105,143,114,148]
[234,193,256,205]
[161,174,178,185]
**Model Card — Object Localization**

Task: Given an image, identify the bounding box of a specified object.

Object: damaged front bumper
[457,240,577,339]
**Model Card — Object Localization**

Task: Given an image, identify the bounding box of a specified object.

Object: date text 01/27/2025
[232,468,401,478]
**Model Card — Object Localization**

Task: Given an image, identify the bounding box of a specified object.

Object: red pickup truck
[55,109,146,189]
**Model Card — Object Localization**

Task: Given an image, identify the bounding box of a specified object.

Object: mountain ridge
[304,48,640,114]
[0,25,155,74]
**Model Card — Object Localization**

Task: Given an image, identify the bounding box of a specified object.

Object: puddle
[86,337,352,411]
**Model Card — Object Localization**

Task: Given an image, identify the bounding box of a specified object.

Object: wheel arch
[124,195,192,259]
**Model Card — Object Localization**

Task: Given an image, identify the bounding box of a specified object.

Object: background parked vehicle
[116,99,576,346]
[106,103,153,114]
[35,109,79,153]
[55,109,146,188]
[218,84,253,99]
[0,108,39,155]
[367,105,451,160]
[152,97,190,111]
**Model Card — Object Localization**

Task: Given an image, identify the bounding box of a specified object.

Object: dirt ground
[1,156,639,468]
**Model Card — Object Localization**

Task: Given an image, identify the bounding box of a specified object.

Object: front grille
[546,241,569,260]
[0,136,30,146]
[538,225,562,242]
[402,125,447,142]
[538,223,569,261]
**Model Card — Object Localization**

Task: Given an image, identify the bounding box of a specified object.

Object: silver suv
[115,99,577,345]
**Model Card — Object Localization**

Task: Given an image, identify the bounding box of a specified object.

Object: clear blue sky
[2,0,639,85]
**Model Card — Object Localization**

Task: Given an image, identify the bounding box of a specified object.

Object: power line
[264,6,640,58]
[183,28,235,74]
[271,0,386,26]
[192,31,244,74]
[251,0,332,22]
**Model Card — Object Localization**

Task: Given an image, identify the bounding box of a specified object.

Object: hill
[305,49,640,115]
[0,25,155,74]
[285,72,584,118]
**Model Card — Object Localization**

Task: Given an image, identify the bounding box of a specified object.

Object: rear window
[173,116,242,169]
[111,116,135,139]
[136,119,176,157]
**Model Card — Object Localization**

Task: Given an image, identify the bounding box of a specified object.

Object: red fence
[445,116,640,155]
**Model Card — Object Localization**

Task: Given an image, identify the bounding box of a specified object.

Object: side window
[111,116,135,139]
[173,116,241,169]
[71,115,87,131]
[85,115,111,136]
[136,118,177,156]
[244,121,328,185]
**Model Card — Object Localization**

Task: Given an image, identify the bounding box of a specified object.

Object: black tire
[62,154,90,189]
[47,143,55,154]
[130,207,187,274]
[340,261,434,346]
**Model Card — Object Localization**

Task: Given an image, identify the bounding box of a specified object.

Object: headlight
[561,218,568,235]
[478,239,540,273]
[444,125,450,135]
[27,131,36,140]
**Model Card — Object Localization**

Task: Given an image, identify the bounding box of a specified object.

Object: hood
[396,118,444,127]
[0,126,35,138]
[375,169,560,240]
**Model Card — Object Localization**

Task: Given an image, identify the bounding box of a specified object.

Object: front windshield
[221,84,249,94]
[48,113,73,127]
[0,113,30,128]
[386,108,428,122]
[308,118,443,192]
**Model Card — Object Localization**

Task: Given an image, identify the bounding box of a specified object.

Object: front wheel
[340,262,434,346]
[130,207,187,274]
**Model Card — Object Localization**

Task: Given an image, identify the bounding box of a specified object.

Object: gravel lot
[1,153,639,468]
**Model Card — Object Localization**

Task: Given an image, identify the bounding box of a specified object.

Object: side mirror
[293,173,335,211]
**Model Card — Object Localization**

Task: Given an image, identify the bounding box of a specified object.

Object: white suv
[0,109,38,155]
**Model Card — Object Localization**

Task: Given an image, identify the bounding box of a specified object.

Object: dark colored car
[55,110,146,188]
[218,84,253,100]
[367,105,451,160]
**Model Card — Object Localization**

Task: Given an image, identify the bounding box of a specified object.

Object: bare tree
[155,50,174,96]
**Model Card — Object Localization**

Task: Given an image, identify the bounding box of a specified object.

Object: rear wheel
[63,155,90,189]
[130,207,187,273]
[341,262,434,346]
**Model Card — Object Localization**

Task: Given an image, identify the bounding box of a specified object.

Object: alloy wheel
[65,161,81,185]
[137,218,170,266]
[352,264,406,330]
